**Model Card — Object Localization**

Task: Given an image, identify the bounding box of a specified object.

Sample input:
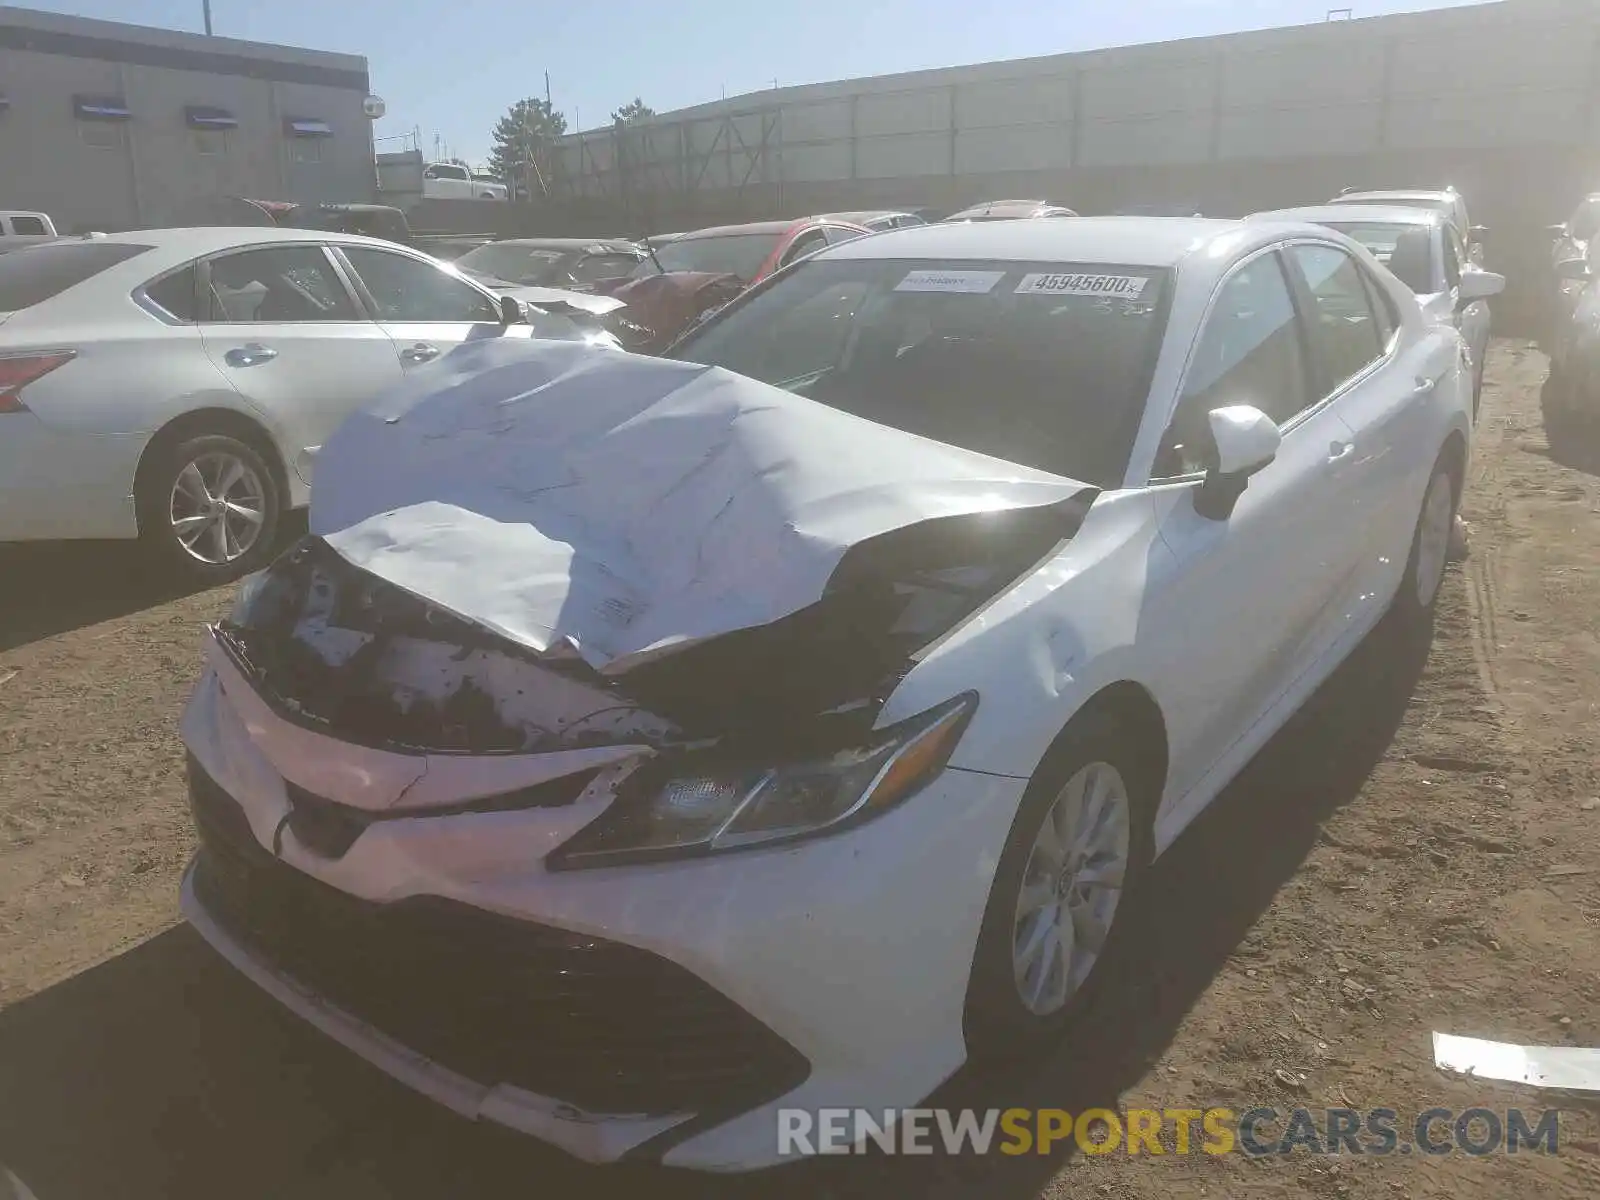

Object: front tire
[963,712,1157,1062]
[136,433,282,585]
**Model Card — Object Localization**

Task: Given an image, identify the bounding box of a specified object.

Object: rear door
[198,243,401,487]
[333,244,517,370]
[1284,240,1447,613]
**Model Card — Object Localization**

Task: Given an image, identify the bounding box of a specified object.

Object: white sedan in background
[0,229,616,582]
[180,217,1471,1171]
[1249,204,1504,415]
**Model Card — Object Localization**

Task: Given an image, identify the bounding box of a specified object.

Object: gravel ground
[0,340,1596,1199]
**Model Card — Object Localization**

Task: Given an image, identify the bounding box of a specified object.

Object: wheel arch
[1056,679,1170,807]
[131,406,290,536]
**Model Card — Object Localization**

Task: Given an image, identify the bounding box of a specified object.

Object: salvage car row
[0,188,1511,1174]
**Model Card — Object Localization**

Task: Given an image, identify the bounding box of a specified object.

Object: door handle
[1328,439,1355,463]
[400,342,441,364]
[224,343,276,368]
[1412,374,1440,396]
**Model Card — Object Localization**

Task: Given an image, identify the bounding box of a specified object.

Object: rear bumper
[0,416,143,541]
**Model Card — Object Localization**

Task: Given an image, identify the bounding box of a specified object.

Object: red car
[631,216,874,287]
[611,216,874,351]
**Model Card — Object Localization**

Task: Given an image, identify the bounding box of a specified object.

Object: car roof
[1250,204,1441,228]
[945,200,1074,219]
[65,226,424,260]
[818,215,1294,270]
[819,210,913,223]
[1334,189,1459,206]
[474,237,639,252]
[676,220,810,240]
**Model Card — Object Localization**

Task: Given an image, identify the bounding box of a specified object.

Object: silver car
[0,228,617,581]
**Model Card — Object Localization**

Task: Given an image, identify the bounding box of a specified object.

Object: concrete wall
[551,0,1600,207]
[0,4,374,230]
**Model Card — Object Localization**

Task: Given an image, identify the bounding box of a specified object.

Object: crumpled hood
[311,340,1093,674]
[488,281,626,317]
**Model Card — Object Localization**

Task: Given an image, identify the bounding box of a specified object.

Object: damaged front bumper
[180,649,1028,1171]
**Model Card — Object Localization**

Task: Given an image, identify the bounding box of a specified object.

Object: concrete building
[0,5,375,231]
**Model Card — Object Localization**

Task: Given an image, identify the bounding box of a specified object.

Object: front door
[333,245,523,373]
[1140,247,1366,803]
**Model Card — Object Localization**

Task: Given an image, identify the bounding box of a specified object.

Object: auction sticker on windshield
[894,269,1006,294]
[1015,273,1151,298]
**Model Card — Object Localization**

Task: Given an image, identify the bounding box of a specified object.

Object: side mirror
[1468,224,1488,241]
[1195,406,1281,521]
[1549,223,1570,236]
[1457,268,1506,307]
[1556,257,1592,282]
[499,295,526,325]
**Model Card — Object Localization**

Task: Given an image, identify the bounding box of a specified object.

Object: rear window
[9,216,48,236]
[669,257,1171,487]
[0,241,150,310]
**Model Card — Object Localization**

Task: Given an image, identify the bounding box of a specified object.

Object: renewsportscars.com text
[777,1106,1561,1157]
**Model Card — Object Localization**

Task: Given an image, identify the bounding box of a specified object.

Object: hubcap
[1414,470,1455,609]
[168,452,267,565]
[1012,761,1131,1017]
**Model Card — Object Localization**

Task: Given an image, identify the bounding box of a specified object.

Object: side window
[823,225,867,245]
[1287,244,1382,399]
[10,216,47,235]
[423,165,441,180]
[1155,252,1308,477]
[340,247,501,323]
[205,245,357,323]
[144,265,202,322]
[1442,229,1463,290]
[780,229,829,267]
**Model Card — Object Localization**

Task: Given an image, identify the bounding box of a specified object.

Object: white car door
[334,245,521,372]
[1141,247,1367,802]
[198,243,402,488]
[1287,242,1459,600]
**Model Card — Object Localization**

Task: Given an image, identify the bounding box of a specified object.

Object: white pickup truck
[420,163,508,201]
[0,210,59,253]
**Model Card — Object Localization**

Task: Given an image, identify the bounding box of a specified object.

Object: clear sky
[18,0,1489,164]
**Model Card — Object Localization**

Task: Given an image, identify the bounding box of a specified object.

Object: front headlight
[547,693,977,870]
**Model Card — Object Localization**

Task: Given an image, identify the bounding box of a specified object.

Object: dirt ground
[0,340,1597,1200]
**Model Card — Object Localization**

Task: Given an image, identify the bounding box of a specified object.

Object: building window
[290,137,322,163]
[193,128,227,156]
[79,120,125,150]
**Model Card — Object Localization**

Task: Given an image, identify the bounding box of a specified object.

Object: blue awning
[185,104,237,130]
[74,95,131,121]
[283,117,333,138]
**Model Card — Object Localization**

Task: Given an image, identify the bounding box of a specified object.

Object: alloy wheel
[168,451,268,566]
[1011,760,1132,1016]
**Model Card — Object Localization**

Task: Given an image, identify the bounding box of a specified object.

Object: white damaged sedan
[179,218,1473,1171]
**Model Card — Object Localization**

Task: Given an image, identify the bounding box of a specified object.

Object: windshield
[630,231,781,281]
[455,244,568,286]
[669,258,1170,486]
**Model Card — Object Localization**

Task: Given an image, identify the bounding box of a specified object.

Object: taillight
[0,351,75,413]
